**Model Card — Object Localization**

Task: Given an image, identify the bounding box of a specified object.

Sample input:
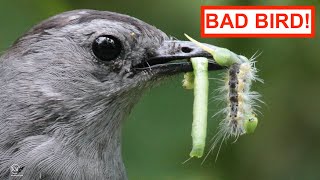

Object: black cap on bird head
[0,10,222,179]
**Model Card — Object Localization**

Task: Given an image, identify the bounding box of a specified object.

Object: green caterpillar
[183,57,209,158]
[183,34,262,160]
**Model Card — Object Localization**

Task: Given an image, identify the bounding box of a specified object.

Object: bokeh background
[0,0,319,179]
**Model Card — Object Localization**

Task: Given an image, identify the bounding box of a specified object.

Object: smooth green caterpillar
[182,72,194,90]
[184,34,242,66]
[184,57,209,158]
[184,34,262,161]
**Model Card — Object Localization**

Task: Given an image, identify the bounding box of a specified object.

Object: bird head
[8,10,221,96]
[0,10,222,179]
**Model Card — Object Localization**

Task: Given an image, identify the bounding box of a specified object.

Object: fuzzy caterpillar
[184,34,262,161]
[205,56,261,162]
[222,58,259,138]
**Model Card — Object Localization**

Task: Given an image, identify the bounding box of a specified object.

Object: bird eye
[92,35,122,61]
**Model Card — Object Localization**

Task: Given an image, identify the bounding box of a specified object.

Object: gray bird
[0,10,222,180]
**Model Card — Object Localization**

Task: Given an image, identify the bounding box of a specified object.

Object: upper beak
[133,40,224,75]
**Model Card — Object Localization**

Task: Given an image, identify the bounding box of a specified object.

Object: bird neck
[52,92,140,179]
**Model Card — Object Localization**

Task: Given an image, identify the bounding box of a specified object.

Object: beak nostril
[181,47,193,53]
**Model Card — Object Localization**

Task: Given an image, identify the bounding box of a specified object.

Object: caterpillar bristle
[249,50,263,61]
[202,127,228,164]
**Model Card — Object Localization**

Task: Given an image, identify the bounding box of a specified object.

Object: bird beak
[133,40,224,75]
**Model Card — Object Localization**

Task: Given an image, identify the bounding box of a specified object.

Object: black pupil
[92,35,122,61]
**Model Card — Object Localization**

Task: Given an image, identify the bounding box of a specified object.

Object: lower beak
[134,40,224,75]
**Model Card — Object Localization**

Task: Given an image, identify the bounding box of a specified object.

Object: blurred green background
[0,0,319,179]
